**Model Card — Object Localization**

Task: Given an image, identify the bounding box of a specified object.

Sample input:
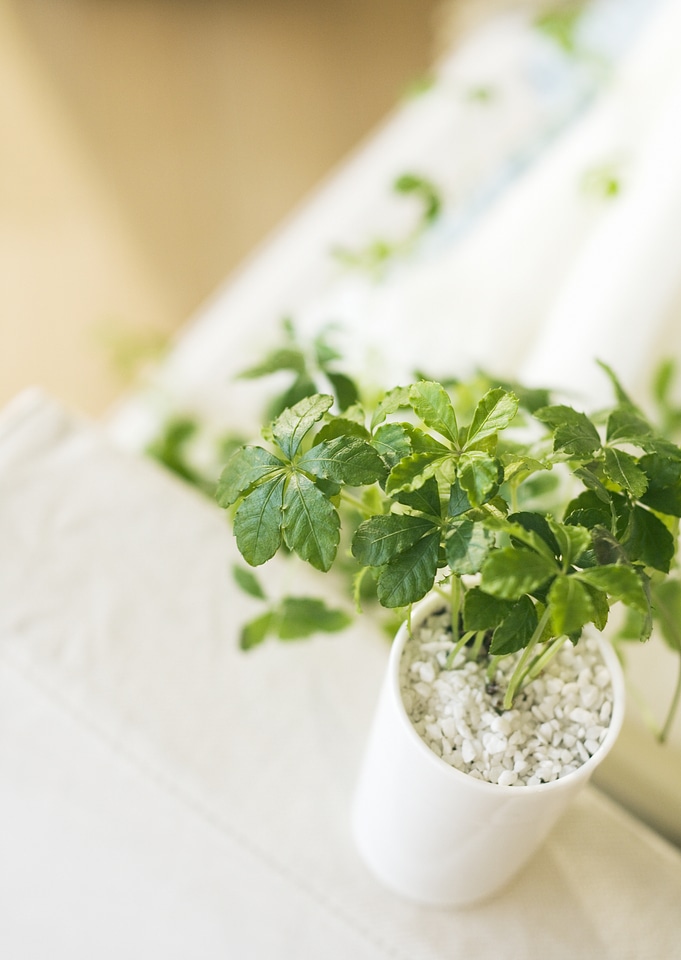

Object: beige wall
[1,0,443,415]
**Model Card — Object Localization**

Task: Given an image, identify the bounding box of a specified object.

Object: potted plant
[215,364,681,906]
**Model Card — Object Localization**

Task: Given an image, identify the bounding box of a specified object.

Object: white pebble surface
[400,607,615,787]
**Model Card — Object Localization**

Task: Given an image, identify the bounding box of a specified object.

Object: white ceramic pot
[352,592,625,907]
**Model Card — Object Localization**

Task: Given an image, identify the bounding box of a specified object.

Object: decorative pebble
[569,706,594,725]
[400,607,615,787]
[498,769,518,786]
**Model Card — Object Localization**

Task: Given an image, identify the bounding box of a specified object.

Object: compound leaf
[282,473,339,571]
[352,513,437,567]
[233,474,286,566]
[409,381,459,445]
[298,436,386,485]
[272,394,333,459]
[465,388,519,449]
[216,446,285,507]
[376,532,440,607]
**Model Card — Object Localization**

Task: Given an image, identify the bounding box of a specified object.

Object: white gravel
[400,606,615,786]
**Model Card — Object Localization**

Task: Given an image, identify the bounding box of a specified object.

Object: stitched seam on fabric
[1,650,415,960]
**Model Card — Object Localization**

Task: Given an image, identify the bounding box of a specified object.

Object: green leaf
[574,564,649,615]
[639,455,681,517]
[490,596,538,655]
[448,480,472,518]
[606,405,652,444]
[216,446,285,507]
[535,405,602,458]
[237,347,306,379]
[463,588,514,631]
[315,418,370,443]
[385,452,444,495]
[583,583,610,631]
[624,506,676,572]
[508,512,560,558]
[573,466,613,503]
[652,358,676,407]
[483,515,557,563]
[394,172,442,223]
[565,508,611,536]
[502,455,551,486]
[326,371,360,412]
[313,330,342,367]
[282,473,340,571]
[597,360,636,407]
[564,489,612,527]
[548,576,595,637]
[276,597,352,639]
[480,547,557,600]
[340,403,367,426]
[271,394,334,460]
[404,423,449,454]
[591,524,630,567]
[352,513,437,567]
[298,436,387,486]
[457,452,501,507]
[547,519,592,568]
[370,386,411,430]
[232,565,267,600]
[376,533,440,607]
[636,436,681,461]
[603,447,648,498]
[393,476,442,517]
[240,612,275,650]
[465,388,519,449]
[446,521,492,575]
[314,476,341,498]
[480,373,551,414]
[409,381,459,445]
[267,374,318,420]
[233,474,286,566]
[372,422,412,468]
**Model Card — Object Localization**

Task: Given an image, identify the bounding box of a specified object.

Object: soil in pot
[400,605,615,787]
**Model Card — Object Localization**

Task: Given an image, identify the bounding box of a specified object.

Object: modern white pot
[352,592,626,907]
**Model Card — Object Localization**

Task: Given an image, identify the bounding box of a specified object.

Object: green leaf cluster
[217,393,386,572]
[217,366,681,720]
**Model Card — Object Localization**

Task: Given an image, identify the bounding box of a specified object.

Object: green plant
[216,362,681,726]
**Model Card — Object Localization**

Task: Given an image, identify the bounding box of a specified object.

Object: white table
[1,390,681,958]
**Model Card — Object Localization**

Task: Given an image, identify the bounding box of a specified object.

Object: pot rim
[388,591,626,794]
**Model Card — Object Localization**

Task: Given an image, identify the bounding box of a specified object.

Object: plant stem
[503,606,552,710]
[525,635,566,683]
[486,654,500,681]
[660,650,681,744]
[444,630,476,670]
[470,629,486,660]
[450,577,461,646]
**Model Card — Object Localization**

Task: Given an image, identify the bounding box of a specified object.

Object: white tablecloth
[2,390,680,959]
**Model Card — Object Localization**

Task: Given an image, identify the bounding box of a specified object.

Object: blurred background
[1,0,460,415]
[2,0,560,416]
